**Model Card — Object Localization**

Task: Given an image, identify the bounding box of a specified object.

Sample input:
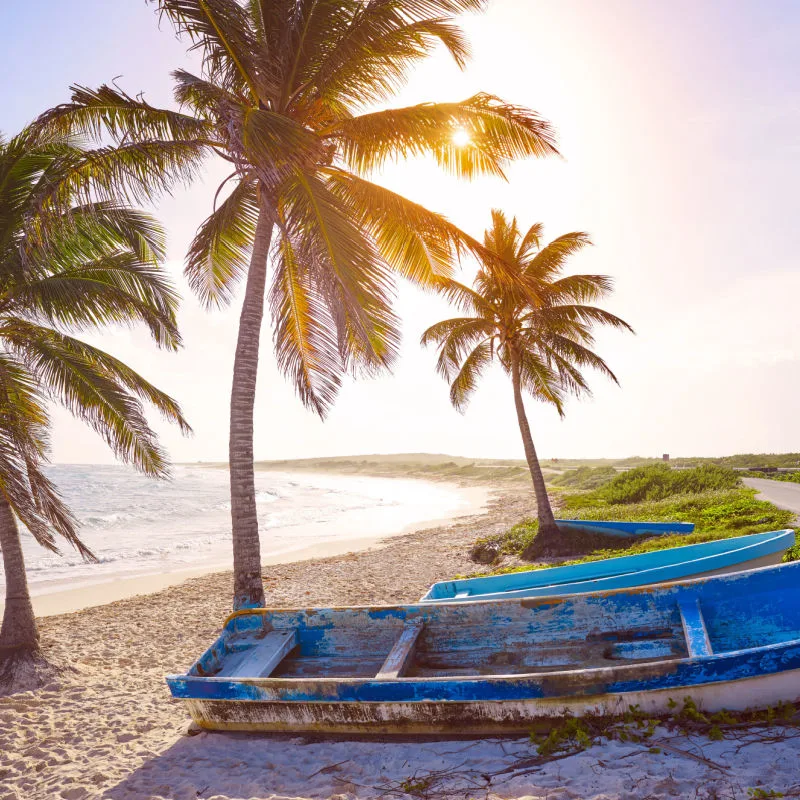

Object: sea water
[3,464,476,598]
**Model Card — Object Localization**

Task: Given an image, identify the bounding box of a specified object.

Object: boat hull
[182,666,800,734]
[167,561,800,735]
[556,520,695,537]
[420,530,795,602]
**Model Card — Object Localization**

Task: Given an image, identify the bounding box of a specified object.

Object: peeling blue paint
[167,560,800,730]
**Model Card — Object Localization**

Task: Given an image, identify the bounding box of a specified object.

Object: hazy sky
[3,1,799,464]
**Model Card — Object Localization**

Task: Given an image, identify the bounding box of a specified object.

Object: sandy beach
[1,470,799,800]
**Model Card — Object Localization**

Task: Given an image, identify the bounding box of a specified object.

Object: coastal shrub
[783,542,800,563]
[746,471,800,485]
[592,464,741,505]
[470,520,539,563]
[470,484,794,568]
[548,466,618,490]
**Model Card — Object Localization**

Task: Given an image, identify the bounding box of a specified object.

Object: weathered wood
[376,619,424,679]
[168,561,800,735]
[679,598,713,658]
[218,629,297,678]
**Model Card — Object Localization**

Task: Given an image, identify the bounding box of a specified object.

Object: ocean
[5,464,476,599]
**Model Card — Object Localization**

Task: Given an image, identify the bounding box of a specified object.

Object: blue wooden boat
[556,519,695,537]
[420,529,795,603]
[167,560,800,734]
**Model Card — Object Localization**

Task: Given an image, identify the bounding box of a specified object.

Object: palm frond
[523,231,592,281]
[38,84,213,145]
[6,325,176,477]
[544,273,614,304]
[7,253,182,349]
[185,177,260,308]
[449,338,493,412]
[326,94,558,178]
[325,170,485,284]
[0,353,89,557]
[280,169,401,376]
[514,348,565,415]
[269,228,343,416]
[296,13,473,112]
[149,0,261,97]
[425,318,494,381]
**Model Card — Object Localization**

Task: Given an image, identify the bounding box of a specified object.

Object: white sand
[1,485,799,799]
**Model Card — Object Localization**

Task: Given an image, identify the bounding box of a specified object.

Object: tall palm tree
[422,210,632,556]
[43,0,560,608]
[0,126,190,682]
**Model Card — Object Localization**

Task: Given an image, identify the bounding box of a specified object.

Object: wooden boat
[556,519,695,537]
[420,529,795,603]
[167,560,800,734]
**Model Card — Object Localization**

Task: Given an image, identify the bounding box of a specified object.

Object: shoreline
[3,472,799,799]
[24,479,490,618]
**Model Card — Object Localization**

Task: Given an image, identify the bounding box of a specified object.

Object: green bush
[592,464,741,505]
[549,466,618,490]
[468,464,795,568]
[470,520,539,563]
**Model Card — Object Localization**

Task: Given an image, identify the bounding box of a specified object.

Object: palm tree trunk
[229,199,273,610]
[509,351,559,544]
[0,499,39,653]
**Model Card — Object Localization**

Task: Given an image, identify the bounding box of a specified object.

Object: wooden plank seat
[218,629,298,678]
[376,618,425,679]
[678,598,713,658]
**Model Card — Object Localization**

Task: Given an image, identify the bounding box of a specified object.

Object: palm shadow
[102,729,533,799]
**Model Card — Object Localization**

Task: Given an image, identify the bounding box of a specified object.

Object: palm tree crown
[0,126,190,663]
[41,0,561,608]
[423,210,632,414]
[422,210,632,551]
[44,0,559,412]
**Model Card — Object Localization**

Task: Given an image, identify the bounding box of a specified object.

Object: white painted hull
[185,666,800,735]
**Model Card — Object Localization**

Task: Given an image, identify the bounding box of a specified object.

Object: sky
[2,0,800,464]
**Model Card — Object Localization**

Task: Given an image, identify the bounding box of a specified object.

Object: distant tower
[662,453,670,462]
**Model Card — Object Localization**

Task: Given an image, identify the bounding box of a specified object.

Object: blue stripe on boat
[420,529,795,602]
[167,560,800,721]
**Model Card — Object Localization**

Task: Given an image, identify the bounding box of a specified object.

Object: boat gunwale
[219,547,797,627]
[420,529,796,602]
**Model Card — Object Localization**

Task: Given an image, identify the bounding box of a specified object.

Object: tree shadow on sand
[101,730,543,799]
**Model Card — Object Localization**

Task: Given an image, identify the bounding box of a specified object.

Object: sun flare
[452,128,471,147]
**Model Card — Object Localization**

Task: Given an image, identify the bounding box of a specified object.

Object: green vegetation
[544,453,800,470]
[743,471,800,484]
[470,464,796,569]
[548,466,618,490]
[586,464,741,504]
[527,698,799,763]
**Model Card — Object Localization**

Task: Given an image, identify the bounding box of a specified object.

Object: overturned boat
[420,529,795,602]
[555,519,695,537]
[167,559,800,735]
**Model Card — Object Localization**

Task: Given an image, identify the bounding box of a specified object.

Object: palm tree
[422,210,632,557]
[43,0,560,608]
[0,126,190,684]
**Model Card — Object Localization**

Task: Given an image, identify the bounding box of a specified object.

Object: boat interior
[191,567,800,682]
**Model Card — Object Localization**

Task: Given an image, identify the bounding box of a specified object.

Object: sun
[452,128,471,147]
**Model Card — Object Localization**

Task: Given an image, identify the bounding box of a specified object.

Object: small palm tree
[0,127,190,685]
[43,0,560,608]
[422,210,632,556]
